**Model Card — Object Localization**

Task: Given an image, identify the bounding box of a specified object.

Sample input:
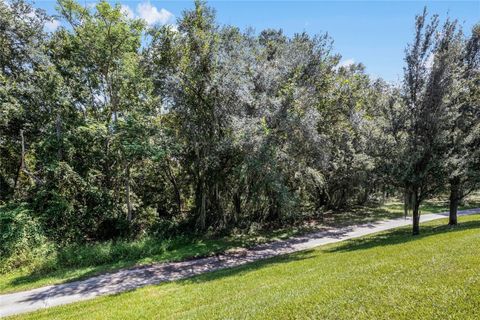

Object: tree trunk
[360,186,369,205]
[449,197,459,226]
[213,183,226,228]
[13,130,27,196]
[164,164,182,213]
[195,172,207,230]
[449,179,461,225]
[412,192,420,235]
[197,188,206,230]
[317,187,329,208]
[174,185,182,214]
[126,163,132,222]
[13,158,22,198]
[194,143,206,230]
[14,129,41,190]
[20,129,26,170]
[233,191,241,224]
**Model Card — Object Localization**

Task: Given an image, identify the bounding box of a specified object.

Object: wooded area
[1,0,479,269]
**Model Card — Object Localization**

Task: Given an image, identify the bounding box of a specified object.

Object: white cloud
[45,19,61,32]
[137,1,173,25]
[339,58,355,68]
[121,5,135,19]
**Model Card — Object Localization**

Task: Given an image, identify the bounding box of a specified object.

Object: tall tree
[167,0,224,230]
[444,24,480,225]
[0,0,54,201]
[399,9,461,234]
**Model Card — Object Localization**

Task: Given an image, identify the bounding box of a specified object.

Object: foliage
[0,0,478,267]
[0,204,48,272]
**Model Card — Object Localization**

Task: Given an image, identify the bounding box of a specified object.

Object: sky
[34,0,480,82]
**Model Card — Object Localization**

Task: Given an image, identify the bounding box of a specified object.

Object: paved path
[1,208,479,318]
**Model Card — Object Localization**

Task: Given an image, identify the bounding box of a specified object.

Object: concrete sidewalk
[1,208,479,318]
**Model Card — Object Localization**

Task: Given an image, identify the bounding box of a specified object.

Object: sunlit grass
[11,214,480,320]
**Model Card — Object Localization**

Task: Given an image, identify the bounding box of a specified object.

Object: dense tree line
[0,0,478,249]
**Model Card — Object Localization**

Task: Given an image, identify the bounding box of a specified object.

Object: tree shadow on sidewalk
[18,249,316,304]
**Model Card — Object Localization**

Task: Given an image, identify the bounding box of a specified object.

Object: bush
[0,203,50,272]
[55,237,172,269]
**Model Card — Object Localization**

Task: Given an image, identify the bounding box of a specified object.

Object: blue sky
[35,0,480,82]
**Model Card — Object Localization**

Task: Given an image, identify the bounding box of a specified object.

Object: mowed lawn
[11,215,480,320]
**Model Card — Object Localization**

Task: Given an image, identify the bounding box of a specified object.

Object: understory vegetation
[1,0,479,284]
[10,214,480,320]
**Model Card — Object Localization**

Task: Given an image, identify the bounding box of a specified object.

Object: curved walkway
[1,208,479,318]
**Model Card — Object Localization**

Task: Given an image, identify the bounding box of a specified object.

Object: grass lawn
[10,214,480,320]
[0,229,301,295]
[1,194,479,296]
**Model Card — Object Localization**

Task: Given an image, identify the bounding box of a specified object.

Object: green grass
[1,194,479,296]
[11,214,480,320]
[0,227,310,295]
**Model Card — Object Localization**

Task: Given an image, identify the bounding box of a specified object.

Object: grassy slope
[1,195,479,295]
[11,214,480,320]
[0,229,300,295]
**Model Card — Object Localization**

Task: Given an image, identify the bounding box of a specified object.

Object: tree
[157,0,236,230]
[0,0,49,200]
[2,0,478,247]
[444,24,480,225]
[399,9,461,234]
[30,0,157,241]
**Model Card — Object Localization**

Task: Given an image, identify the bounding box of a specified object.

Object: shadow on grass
[19,249,316,303]
[324,198,480,229]
[6,237,247,293]
[180,249,317,286]
[320,206,403,228]
[327,219,480,253]
[380,198,480,215]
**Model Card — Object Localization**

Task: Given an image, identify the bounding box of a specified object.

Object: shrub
[0,203,50,272]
